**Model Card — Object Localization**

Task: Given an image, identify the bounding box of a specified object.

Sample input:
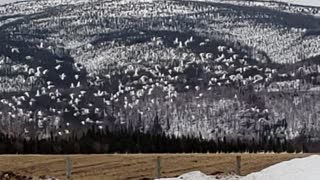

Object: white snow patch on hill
[274,0,320,7]
[0,0,22,5]
[0,0,155,6]
[157,155,320,180]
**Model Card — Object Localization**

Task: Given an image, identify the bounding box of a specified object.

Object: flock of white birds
[0,0,319,139]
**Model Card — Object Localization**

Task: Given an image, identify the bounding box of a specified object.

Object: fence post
[235,155,241,176]
[156,156,162,178]
[65,156,72,179]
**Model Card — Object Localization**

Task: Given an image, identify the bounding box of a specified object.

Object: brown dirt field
[0,153,310,180]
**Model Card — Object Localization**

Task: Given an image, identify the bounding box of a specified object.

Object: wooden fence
[63,155,242,179]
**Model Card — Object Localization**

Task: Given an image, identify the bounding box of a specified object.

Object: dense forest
[0,126,313,154]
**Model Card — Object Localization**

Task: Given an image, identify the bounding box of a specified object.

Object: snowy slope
[0,0,22,5]
[274,0,320,7]
[158,155,320,180]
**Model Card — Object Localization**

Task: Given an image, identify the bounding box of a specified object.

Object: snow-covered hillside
[210,0,320,7]
[0,0,320,145]
[158,155,320,180]
[0,0,23,5]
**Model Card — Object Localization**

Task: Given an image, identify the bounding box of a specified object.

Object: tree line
[0,126,311,154]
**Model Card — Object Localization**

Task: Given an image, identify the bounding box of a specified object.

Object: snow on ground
[274,0,320,7]
[157,155,320,180]
[156,171,239,180]
[242,155,320,180]
[0,0,23,5]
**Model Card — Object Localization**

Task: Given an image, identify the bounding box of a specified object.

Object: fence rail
[63,155,242,179]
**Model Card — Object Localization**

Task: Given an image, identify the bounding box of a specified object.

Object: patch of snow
[0,16,22,25]
[0,0,23,5]
[242,155,320,180]
[274,0,320,7]
[308,86,320,92]
[156,171,239,180]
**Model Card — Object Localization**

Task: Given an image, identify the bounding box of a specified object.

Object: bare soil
[0,153,309,180]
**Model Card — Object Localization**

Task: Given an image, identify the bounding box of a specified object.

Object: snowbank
[157,155,320,180]
[242,155,320,180]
